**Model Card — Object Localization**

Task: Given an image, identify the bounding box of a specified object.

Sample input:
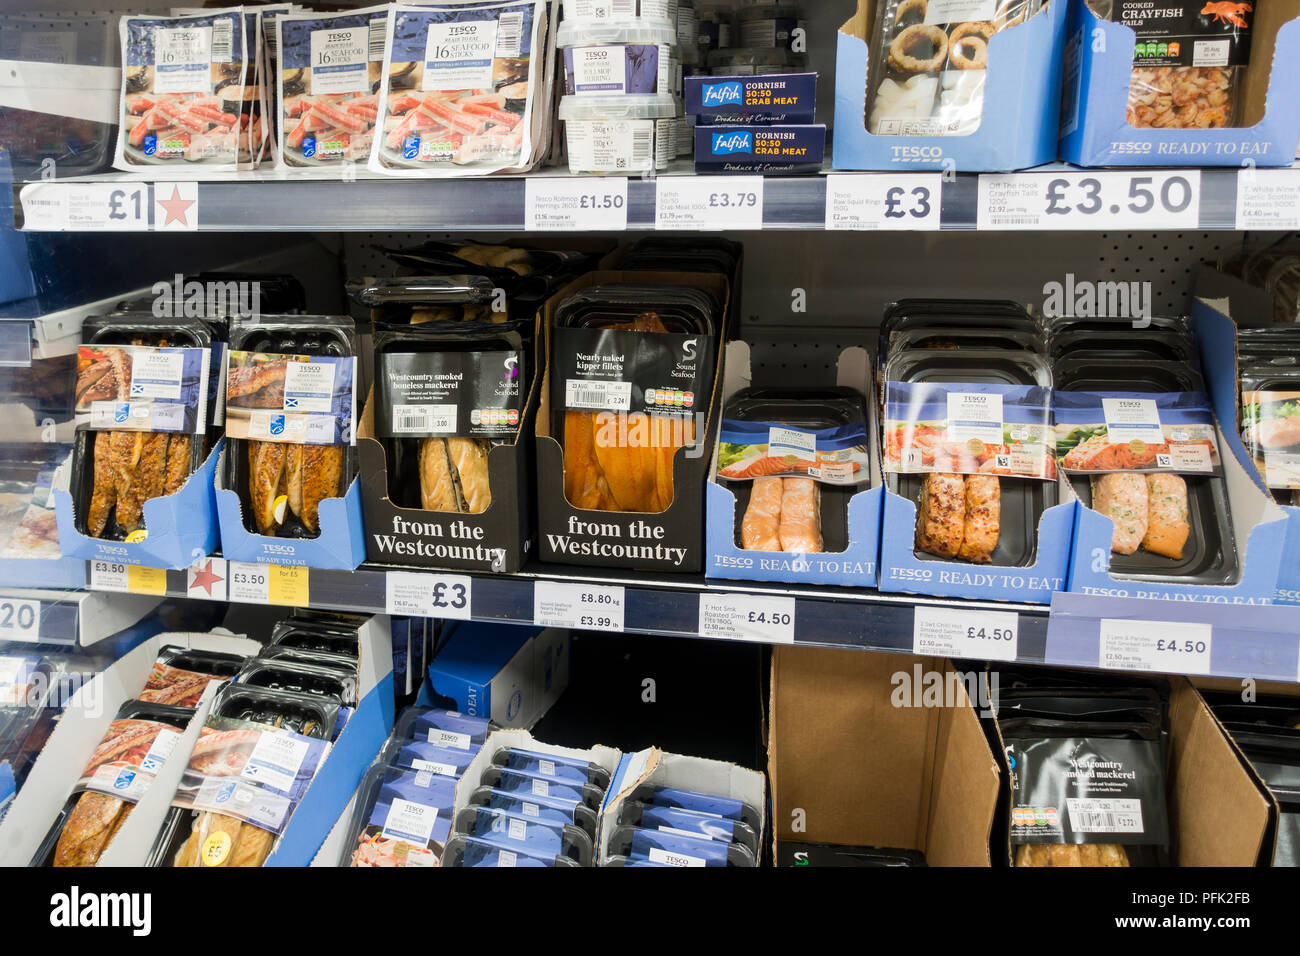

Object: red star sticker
[190,559,223,596]
[157,186,195,227]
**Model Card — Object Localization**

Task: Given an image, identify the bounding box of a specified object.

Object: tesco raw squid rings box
[1059,0,1300,167]
[706,342,883,587]
[832,0,1068,172]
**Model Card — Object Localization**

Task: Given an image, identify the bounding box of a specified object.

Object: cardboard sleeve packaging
[53,441,222,570]
[832,0,1068,172]
[535,270,732,574]
[215,445,367,571]
[1059,0,1300,167]
[1064,298,1288,604]
[769,647,1002,866]
[984,673,1272,866]
[705,342,882,587]
[355,322,542,574]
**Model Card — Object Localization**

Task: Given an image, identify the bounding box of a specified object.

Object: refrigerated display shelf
[0,587,161,647]
[13,162,1295,233]
[73,557,1300,683]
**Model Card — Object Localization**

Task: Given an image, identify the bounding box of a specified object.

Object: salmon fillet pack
[115,8,256,171]
[370,1,548,176]
[1241,365,1300,496]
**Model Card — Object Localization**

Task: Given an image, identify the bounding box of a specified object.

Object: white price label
[20,183,152,231]
[534,581,625,632]
[656,176,764,231]
[89,560,130,592]
[526,177,628,231]
[386,571,472,620]
[698,593,795,644]
[0,599,40,641]
[1098,618,1212,675]
[824,174,942,231]
[227,561,271,604]
[913,606,1019,661]
[978,171,1201,230]
[1235,170,1300,230]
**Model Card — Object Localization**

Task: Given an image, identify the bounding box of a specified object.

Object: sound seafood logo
[1041,273,1152,328]
[151,273,260,321]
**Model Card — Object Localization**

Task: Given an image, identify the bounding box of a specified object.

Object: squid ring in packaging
[889,24,949,74]
[948,22,994,69]
[895,0,929,27]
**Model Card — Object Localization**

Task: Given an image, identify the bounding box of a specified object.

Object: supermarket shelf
[0,587,161,647]
[79,557,1300,682]
[13,162,1297,233]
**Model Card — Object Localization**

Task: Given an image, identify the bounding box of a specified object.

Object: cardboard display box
[769,647,1002,866]
[833,0,1068,171]
[1060,0,1300,167]
[1064,298,1288,604]
[535,270,731,574]
[706,342,882,587]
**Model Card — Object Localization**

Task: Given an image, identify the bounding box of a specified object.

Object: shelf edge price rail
[824,173,943,231]
[386,571,472,620]
[1098,618,1213,676]
[697,592,795,644]
[913,605,1020,662]
[655,175,764,231]
[89,560,166,595]
[525,177,629,232]
[18,182,153,231]
[977,170,1202,231]
[533,581,625,632]
[227,561,309,607]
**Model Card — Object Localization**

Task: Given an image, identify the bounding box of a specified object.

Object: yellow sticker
[125,529,149,543]
[126,565,167,595]
[200,831,233,867]
[268,564,309,607]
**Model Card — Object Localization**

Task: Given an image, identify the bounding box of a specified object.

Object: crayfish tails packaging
[706,342,883,587]
[356,315,540,573]
[55,315,221,568]
[216,315,365,569]
[536,271,731,574]
[115,8,251,173]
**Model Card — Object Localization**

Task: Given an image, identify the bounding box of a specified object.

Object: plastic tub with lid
[558,18,679,97]
[559,93,679,174]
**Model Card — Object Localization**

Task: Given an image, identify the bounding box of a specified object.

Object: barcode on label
[368,18,387,63]
[1067,797,1144,834]
[565,379,631,412]
[211,18,234,61]
[631,125,652,162]
[399,414,428,431]
[495,12,523,58]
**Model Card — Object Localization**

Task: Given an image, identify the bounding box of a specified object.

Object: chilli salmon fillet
[915,473,966,559]
[1091,473,1148,555]
[956,475,1001,563]
[1142,473,1190,559]
[778,478,823,553]
[741,477,783,551]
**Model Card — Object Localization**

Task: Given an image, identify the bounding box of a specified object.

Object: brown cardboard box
[769,647,1001,866]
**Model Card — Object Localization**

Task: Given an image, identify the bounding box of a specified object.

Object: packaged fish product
[370,1,547,176]
[395,706,493,749]
[441,833,581,866]
[866,0,1044,136]
[557,17,678,97]
[1240,367,1300,492]
[267,621,360,660]
[734,2,804,51]
[235,657,358,708]
[452,806,594,866]
[223,316,357,540]
[624,782,764,832]
[491,746,613,789]
[343,764,457,867]
[140,645,248,708]
[558,93,678,174]
[466,785,599,835]
[477,765,606,810]
[276,5,390,167]
[386,739,480,776]
[33,701,193,867]
[605,824,757,866]
[1106,0,1254,129]
[562,0,679,20]
[115,8,250,171]
[613,799,760,855]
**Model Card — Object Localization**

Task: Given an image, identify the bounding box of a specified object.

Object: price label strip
[525,177,629,231]
[386,571,473,620]
[227,562,309,606]
[698,593,795,644]
[824,174,942,231]
[19,182,154,231]
[0,599,41,642]
[978,171,1201,231]
[1098,618,1212,676]
[912,606,1019,662]
[533,581,625,632]
[89,561,167,595]
[656,176,764,231]
[1235,170,1300,230]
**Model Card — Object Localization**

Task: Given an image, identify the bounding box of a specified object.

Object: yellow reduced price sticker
[126,565,167,595]
[267,565,309,607]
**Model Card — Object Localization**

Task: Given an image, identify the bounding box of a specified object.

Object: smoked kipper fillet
[87,431,118,536]
[778,477,823,553]
[915,472,966,558]
[956,474,1001,564]
[741,477,783,551]
[1090,473,1148,555]
[1142,473,1190,559]
[446,438,491,514]
[563,412,616,511]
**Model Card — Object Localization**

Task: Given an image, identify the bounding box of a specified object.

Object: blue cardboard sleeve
[694,123,825,173]
[683,73,818,124]
[0,555,86,589]
[53,440,221,569]
[706,342,881,587]
[215,446,366,570]
[1059,0,1300,167]
[1064,299,1288,604]
[832,0,1067,171]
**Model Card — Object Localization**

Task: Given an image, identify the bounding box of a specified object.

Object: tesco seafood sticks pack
[370,1,547,177]
[116,8,257,172]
